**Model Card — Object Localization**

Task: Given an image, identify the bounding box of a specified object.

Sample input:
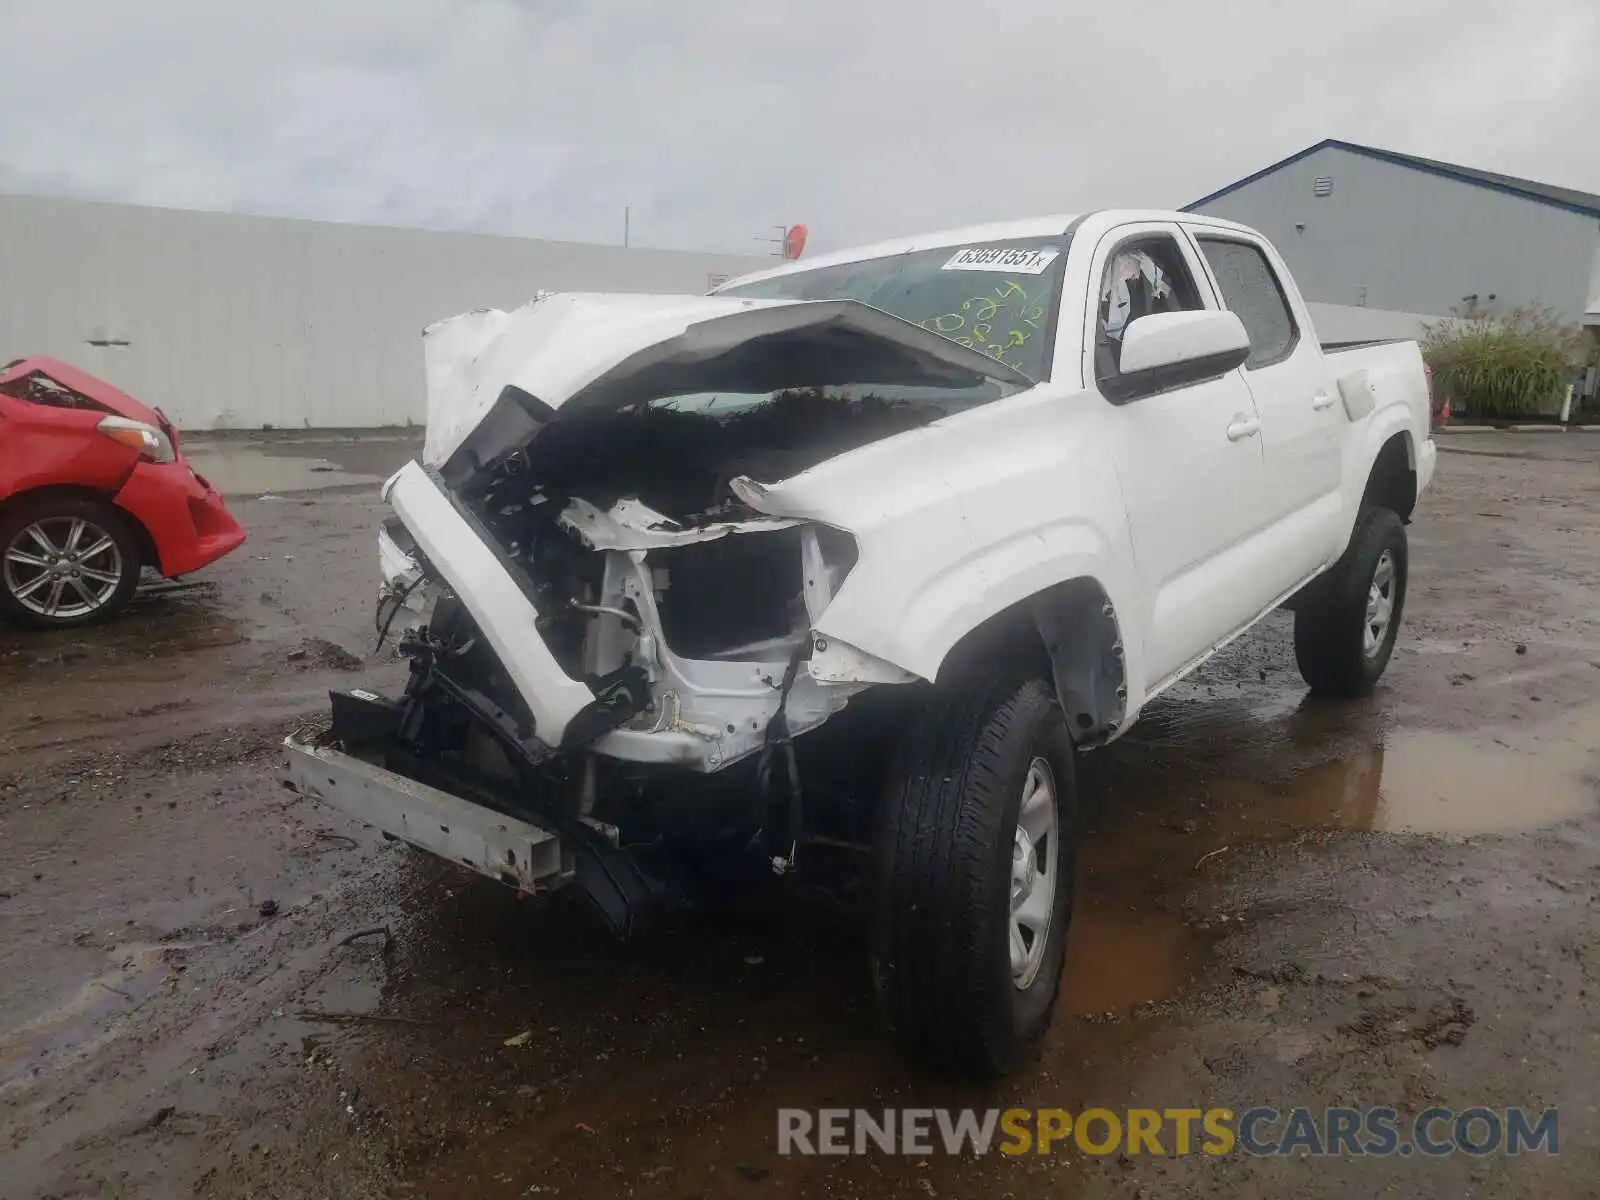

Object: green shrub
[1422,305,1588,419]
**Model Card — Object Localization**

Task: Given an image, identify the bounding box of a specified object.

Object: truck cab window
[1095,237,1203,383]
[1195,237,1299,368]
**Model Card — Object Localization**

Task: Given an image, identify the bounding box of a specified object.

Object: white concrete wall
[0,193,765,430]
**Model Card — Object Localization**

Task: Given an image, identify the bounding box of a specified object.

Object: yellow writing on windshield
[920,279,1048,367]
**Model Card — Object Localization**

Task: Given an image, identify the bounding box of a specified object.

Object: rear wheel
[871,669,1077,1076]
[0,496,142,628]
[1294,506,1408,697]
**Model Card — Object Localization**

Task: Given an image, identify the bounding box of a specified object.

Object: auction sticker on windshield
[942,246,1060,274]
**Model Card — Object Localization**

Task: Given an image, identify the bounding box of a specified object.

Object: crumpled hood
[0,356,166,426]
[422,293,787,466]
[420,292,1032,470]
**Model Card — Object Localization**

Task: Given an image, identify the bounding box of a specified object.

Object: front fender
[0,409,140,504]
[734,384,1147,708]
[814,517,1139,691]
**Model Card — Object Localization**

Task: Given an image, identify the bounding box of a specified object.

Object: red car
[0,357,246,627]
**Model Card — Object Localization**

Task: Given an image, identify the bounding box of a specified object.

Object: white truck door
[1188,231,1346,581]
[1083,225,1268,689]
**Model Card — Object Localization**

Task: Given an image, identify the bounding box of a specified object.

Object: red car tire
[0,494,143,628]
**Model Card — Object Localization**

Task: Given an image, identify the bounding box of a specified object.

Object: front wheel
[0,496,142,628]
[1294,506,1409,698]
[871,670,1077,1076]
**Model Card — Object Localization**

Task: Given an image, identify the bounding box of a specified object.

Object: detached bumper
[282,727,571,891]
[114,460,247,577]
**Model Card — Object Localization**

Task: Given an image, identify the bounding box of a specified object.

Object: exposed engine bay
[475,388,939,523]
[463,390,916,671]
[390,385,919,779]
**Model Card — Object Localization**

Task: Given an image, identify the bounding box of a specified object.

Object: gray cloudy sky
[1,1,1596,256]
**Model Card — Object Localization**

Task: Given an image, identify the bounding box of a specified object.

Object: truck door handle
[1311,392,1337,411]
[1226,416,1261,441]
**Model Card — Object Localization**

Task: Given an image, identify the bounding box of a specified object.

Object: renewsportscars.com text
[778,1106,1558,1158]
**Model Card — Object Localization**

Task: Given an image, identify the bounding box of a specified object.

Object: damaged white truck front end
[285,210,1434,1076]
[286,277,1080,938]
[386,292,1035,771]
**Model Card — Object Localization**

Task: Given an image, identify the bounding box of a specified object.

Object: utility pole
[624,206,630,249]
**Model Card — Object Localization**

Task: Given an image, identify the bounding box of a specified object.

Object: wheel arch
[0,484,154,570]
[1362,430,1418,522]
[1286,430,1416,616]
[934,575,1129,745]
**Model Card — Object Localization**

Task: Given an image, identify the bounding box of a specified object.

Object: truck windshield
[720,236,1071,381]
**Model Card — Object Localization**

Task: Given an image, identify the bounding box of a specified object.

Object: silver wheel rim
[1009,756,1059,990]
[4,517,124,619]
[1363,549,1396,659]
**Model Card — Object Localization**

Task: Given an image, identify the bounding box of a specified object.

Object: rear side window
[1196,238,1298,368]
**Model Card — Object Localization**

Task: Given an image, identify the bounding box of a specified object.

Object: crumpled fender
[732,385,1147,703]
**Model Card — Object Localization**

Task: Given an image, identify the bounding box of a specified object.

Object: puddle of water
[1279,730,1594,835]
[183,436,420,497]
[1111,699,1598,840]
[1057,906,1198,1018]
[183,444,382,495]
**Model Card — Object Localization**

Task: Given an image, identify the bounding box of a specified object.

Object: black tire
[871,668,1077,1076]
[0,495,142,628]
[1294,506,1408,698]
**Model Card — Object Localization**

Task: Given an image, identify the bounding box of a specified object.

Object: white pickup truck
[284,208,1436,1075]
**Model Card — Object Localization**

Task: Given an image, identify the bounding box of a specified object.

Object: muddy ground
[2,430,1598,1199]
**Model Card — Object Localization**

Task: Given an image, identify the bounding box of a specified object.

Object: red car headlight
[97,415,177,464]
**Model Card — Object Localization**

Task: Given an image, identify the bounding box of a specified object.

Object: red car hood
[0,356,166,426]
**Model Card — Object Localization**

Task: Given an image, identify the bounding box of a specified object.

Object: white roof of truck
[720,213,1084,291]
[718,209,1265,292]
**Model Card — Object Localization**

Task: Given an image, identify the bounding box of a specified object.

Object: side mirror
[1103,310,1251,402]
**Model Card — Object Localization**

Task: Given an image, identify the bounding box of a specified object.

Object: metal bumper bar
[282,727,570,891]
